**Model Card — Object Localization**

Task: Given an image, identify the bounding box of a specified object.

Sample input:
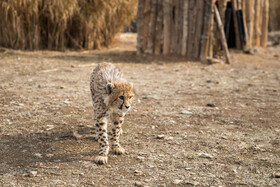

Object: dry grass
[0,0,137,50]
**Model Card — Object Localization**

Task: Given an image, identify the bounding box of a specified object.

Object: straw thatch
[0,0,137,50]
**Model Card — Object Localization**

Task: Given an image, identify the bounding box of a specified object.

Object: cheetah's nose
[125,105,130,109]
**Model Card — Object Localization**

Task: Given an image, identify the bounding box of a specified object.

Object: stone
[206,103,215,107]
[134,170,143,176]
[89,181,95,185]
[180,110,192,115]
[156,135,165,139]
[135,181,144,187]
[272,172,280,178]
[34,153,42,158]
[198,153,213,159]
[173,179,182,184]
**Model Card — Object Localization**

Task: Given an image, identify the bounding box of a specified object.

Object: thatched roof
[0,0,137,50]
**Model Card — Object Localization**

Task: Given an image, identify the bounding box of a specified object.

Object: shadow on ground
[0,128,97,174]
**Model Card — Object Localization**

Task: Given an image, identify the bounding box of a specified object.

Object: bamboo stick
[214,5,231,64]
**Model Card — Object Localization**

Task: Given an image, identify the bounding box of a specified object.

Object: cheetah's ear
[106,83,115,94]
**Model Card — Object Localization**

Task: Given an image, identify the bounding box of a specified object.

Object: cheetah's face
[106,82,135,117]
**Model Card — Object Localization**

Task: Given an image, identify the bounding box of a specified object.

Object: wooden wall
[137,0,269,62]
[137,0,212,61]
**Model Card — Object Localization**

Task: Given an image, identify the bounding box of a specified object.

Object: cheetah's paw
[95,155,108,165]
[112,146,126,155]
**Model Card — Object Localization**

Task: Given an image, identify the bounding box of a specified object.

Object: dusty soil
[0,34,280,186]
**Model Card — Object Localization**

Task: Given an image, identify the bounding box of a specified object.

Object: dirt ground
[0,34,279,186]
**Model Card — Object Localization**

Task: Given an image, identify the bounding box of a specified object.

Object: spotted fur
[89,62,135,164]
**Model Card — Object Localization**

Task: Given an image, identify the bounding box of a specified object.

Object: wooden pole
[261,0,269,47]
[163,0,171,55]
[187,0,196,60]
[200,0,212,62]
[208,0,215,58]
[232,0,241,49]
[137,0,144,54]
[214,5,231,64]
[146,0,157,54]
[181,0,189,56]
[193,0,204,59]
[254,0,262,46]
[154,0,163,55]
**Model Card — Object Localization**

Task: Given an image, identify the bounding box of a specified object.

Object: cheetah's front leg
[95,118,109,164]
[111,115,125,155]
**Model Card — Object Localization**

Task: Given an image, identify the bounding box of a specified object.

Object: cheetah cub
[90,62,135,164]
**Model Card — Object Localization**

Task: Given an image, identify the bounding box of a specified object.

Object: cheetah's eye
[119,96,124,100]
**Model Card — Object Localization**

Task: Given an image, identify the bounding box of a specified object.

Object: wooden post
[181,0,189,56]
[261,0,269,47]
[254,0,262,46]
[154,0,163,55]
[193,0,204,59]
[200,0,212,62]
[187,0,196,60]
[232,0,241,49]
[214,5,231,64]
[208,0,215,58]
[163,0,171,55]
[146,0,157,54]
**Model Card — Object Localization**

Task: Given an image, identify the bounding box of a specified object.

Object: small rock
[64,99,71,104]
[46,154,54,157]
[198,153,213,159]
[89,181,95,185]
[52,180,66,185]
[156,134,165,139]
[8,182,16,187]
[180,110,192,115]
[29,171,38,177]
[166,136,174,140]
[134,170,143,176]
[34,153,42,158]
[136,156,145,161]
[206,79,211,83]
[138,152,147,156]
[206,103,215,107]
[173,179,182,184]
[185,168,191,171]
[142,96,148,99]
[60,86,64,89]
[23,170,38,177]
[184,181,200,185]
[151,125,155,129]
[45,125,54,131]
[135,181,144,187]
[272,172,280,178]
[18,103,24,107]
